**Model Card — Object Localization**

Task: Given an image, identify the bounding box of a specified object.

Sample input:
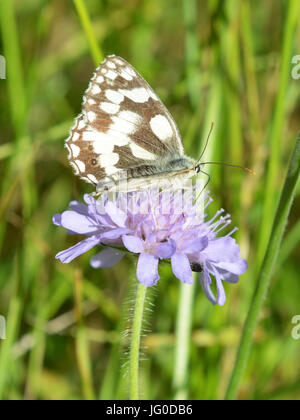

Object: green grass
[0,0,300,400]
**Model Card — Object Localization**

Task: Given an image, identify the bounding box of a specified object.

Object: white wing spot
[87,174,99,184]
[93,137,114,154]
[105,166,119,176]
[110,118,135,135]
[87,111,96,122]
[100,102,120,114]
[82,129,128,149]
[119,87,150,103]
[149,91,159,101]
[96,75,104,83]
[120,69,134,81]
[150,115,173,141]
[72,132,80,141]
[106,129,130,146]
[81,131,114,154]
[105,89,124,104]
[110,111,142,135]
[124,66,136,77]
[106,70,118,80]
[70,143,80,158]
[75,160,86,172]
[107,61,116,69]
[78,119,85,130]
[87,98,96,105]
[91,85,101,95]
[100,153,119,167]
[118,110,142,125]
[114,57,125,66]
[130,143,157,160]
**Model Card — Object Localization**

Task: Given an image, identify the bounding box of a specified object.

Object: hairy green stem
[130,282,147,400]
[173,278,196,399]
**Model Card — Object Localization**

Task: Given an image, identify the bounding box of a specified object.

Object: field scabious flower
[53,190,247,305]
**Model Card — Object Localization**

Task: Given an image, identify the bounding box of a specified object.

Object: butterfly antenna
[200,161,256,175]
[196,122,214,164]
[195,123,255,175]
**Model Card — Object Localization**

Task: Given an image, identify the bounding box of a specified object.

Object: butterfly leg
[193,168,210,204]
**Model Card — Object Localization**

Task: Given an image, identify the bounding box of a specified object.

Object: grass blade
[256,0,300,265]
[73,0,103,65]
[225,133,300,400]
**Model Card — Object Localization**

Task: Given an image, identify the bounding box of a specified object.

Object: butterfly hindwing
[65,114,109,185]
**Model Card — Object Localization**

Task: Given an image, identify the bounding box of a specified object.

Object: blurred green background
[0,0,300,400]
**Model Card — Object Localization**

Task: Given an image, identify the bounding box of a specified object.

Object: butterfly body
[97,156,196,193]
[66,55,198,193]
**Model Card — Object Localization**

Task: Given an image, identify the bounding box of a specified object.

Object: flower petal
[155,240,176,259]
[171,253,193,284]
[69,200,89,214]
[201,237,241,263]
[199,269,217,305]
[53,189,247,307]
[52,214,62,226]
[122,235,144,253]
[90,247,125,268]
[136,253,159,286]
[60,211,99,234]
[55,236,100,263]
[100,228,131,241]
[83,194,95,205]
[212,266,226,306]
[217,268,239,283]
[214,259,248,275]
[105,200,127,227]
[181,236,208,254]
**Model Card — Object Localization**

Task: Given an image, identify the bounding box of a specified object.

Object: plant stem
[256,0,300,266]
[172,278,196,399]
[225,134,300,400]
[73,0,103,65]
[130,282,147,400]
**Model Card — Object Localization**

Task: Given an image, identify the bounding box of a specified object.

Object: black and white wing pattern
[65,55,185,189]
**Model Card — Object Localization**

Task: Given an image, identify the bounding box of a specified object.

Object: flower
[53,190,247,305]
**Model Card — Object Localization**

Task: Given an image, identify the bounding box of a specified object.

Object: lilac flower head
[53,189,247,305]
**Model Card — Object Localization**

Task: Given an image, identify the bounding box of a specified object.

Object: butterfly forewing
[66,55,185,189]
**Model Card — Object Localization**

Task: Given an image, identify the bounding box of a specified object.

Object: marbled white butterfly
[66,55,201,193]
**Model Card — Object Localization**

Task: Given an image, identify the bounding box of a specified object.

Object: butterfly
[65,55,201,193]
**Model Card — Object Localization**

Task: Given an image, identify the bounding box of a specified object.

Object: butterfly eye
[195,165,201,174]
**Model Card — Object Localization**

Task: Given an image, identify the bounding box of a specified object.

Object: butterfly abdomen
[125,155,194,178]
